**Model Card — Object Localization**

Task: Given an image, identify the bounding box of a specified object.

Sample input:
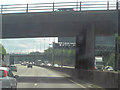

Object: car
[22,61,26,66]
[54,64,59,67]
[31,62,35,65]
[104,66,114,71]
[21,62,26,66]
[21,63,24,65]
[56,8,74,12]
[47,63,52,66]
[0,67,18,89]
[23,63,26,66]
[27,63,32,68]
[26,62,29,65]
[9,65,17,72]
[40,63,45,66]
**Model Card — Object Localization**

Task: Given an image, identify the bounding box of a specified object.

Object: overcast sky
[0,0,81,4]
[0,0,117,54]
[1,37,58,54]
[0,0,117,4]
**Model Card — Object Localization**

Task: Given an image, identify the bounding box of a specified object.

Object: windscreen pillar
[0,14,2,66]
[118,9,120,70]
[118,9,120,89]
[0,14,2,89]
[75,24,95,70]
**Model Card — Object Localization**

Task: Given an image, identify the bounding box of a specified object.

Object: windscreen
[96,62,103,65]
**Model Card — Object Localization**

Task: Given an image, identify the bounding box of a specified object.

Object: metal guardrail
[0,1,119,14]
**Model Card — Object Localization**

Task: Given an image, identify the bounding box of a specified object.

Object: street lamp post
[52,37,56,66]
[44,38,45,51]
[40,40,41,53]
[76,0,78,11]
[52,42,54,66]
[44,38,45,62]
[61,43,64,67]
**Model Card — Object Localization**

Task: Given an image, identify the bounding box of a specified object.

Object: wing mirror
[14,75,19,78]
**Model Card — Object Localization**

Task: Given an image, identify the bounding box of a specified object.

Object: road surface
[13,65,89,89]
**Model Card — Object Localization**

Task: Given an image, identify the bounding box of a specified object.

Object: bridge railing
[0,1,119,14]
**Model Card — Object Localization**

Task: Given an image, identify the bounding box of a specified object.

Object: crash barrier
[44,66,118,88]
[0,1,119,14]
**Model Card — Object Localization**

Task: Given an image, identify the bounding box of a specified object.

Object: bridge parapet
[0,1,119,14]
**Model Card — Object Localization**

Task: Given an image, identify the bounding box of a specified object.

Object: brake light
[72,8,74,11]
[4,70,8,77]
[95,66,97,70]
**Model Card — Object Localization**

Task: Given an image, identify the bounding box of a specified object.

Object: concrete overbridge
[0,0,119,71]
[1,1,119,88]
[1,10,118,38]
[1,9,119,70]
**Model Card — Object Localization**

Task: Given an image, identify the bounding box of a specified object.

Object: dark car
[27,63,32,68]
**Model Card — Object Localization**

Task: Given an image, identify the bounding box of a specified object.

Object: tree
[0,44,6,55]
[0,44,7,61]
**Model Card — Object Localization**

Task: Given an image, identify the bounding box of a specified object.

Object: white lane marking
[66,78,89,90]
[67,78,105,90]
[34,83,37,86]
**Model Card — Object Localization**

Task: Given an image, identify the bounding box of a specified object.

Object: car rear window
[11,66,15,67]
[8,70,14,77]
[0,70,5,77]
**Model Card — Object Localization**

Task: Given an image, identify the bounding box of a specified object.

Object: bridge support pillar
[75,24,95,70]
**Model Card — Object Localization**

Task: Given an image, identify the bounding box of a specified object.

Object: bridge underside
[2,10,119,70]
[1,10,117,38]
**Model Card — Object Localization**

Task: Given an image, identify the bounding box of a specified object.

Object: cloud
[1,37,58,53]
[18,44,28,48]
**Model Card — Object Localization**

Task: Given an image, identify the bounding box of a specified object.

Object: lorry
[0,53,10,67]
[35,60,42,66]
[94,56,104,70]
[10,57,14,65]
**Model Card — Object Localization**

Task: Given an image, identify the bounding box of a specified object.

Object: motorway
[13,64,89,89]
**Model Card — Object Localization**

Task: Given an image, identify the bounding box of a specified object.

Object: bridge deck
[1,10,118,38]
